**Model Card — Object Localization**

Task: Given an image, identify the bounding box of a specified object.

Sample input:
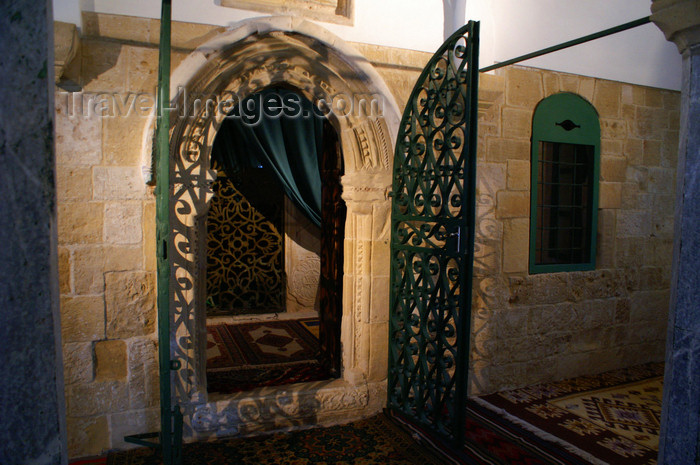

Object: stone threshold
[188,378,386,440]
[206,310,319,326]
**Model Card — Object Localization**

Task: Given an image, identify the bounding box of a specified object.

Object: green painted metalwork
[479,16,651,73]
[122,432,159,448]
[122,0,182,463]
[388,21,479,447]
[154,1,183,463]
[529,93,600,274]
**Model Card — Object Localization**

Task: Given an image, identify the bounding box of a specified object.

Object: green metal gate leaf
[388,21,479,447]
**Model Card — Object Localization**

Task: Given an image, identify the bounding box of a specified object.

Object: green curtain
[211,88,323,226]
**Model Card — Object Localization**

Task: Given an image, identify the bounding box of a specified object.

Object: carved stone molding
[341,172,392,203]
[189,380,386,439]
[221,0,354,26]
[288,255,321,307]
[652,0,700,53]
[54,21,79,83]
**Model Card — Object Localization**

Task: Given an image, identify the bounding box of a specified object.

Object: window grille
[529,93,600,274]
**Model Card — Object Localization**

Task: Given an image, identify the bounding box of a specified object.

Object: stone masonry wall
[55,12,679,457]
[349,48,679,394]
[470,66,679,394]
[54,14,221,457]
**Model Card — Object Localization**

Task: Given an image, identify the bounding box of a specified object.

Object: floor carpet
[206,318,328,394]
[474,363,663,465]
[105,408,593,465]
[107,413,445,465]
[390,403,600,465]
[102,364,663,465]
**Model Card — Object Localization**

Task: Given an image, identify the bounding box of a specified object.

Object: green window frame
[529,93,600,274]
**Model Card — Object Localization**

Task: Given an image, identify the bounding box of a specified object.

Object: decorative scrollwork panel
[388,21,479,446]
[205,159,285,316]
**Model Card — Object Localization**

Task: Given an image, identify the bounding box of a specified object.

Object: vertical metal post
[155,1,179,464]
[453,19,479,448]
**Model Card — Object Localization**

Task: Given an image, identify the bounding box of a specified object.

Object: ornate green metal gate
[388,21,479,447]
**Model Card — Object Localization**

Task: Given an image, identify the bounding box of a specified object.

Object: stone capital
[651,0,700,54]
[53,21,79,83]
[341,172,391,203]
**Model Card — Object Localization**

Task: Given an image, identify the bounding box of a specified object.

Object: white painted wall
[470,0,681,90]
[54,0,446,53]
[53,0,681,90]
[53,0,82,28]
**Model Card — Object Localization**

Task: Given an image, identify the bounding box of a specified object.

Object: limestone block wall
[335,44,679,394]
[348,45,677,394]
[54,14,206,456]
[54,12,680,458]
[470,66,679,394]
[54,13,394,456]
[55,48,159,458]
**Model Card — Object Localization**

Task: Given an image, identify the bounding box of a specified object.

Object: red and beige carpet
[99,363,663,465]
[473,362,663,465]
[206,318,328,393]
[107,413,445,465]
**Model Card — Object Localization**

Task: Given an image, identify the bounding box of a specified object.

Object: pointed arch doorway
[149,17,402,438]
[203,87,345,392]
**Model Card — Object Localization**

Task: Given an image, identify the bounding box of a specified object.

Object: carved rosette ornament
[289,255,321,307]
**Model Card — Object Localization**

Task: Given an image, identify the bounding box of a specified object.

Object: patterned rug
[100,365,663,465]
[206,318,327,393]
[391,405,592,465]
[474,363,663,465]
[106,407,593,465]
[107,413,445,465]
[466,401,598,464]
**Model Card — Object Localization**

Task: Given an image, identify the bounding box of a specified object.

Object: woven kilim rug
[106,408,594,465]
[107,413,445,465]
[390,406,591,465]
[464,401,594,464]
[206,318,328,393]
[474,363,664,465]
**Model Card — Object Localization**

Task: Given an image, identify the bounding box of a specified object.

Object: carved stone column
[340,172,392,385]
[651,1,700,463]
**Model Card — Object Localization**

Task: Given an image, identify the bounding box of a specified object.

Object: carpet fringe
[472,397,609,465]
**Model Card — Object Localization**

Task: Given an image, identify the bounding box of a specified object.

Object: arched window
[529,93,600,274]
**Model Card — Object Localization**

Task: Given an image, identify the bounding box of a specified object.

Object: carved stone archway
[144,17,401,438]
